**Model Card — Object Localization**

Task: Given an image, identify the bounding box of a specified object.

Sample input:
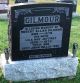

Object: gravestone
[9,3,73,61]
[0,0,8,3]
[0,0,9,13]
[1,2,78,82]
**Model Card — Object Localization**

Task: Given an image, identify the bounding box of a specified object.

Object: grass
[0,20,8,53]
[69,17,80,57]
[77,0,80,14]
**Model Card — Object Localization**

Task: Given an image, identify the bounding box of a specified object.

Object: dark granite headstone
[9,3,73,61]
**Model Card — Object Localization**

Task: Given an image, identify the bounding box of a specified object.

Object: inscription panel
[20,25,63,50]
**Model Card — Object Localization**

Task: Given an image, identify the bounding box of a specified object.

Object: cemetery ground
[0,16,80,83]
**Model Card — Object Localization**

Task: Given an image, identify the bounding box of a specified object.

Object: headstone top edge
[10,2,73,8]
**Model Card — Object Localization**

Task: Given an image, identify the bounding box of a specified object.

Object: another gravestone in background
[0,0,9,20]
[0,0,9,13]
[9,3,73,61]
[15,0,28,3]
[0,0,8,3]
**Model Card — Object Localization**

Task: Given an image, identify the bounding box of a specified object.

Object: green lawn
[77,0,80,14]
[0,20,8,53]
[69,17,80,57]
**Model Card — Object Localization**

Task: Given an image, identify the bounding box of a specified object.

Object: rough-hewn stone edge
[1,53,79,81]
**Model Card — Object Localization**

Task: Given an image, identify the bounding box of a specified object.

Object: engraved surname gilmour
[24,15,60,24]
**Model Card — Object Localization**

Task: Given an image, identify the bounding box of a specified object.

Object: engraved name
[24,15,60,24]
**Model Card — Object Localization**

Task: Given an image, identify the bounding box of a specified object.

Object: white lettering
[24,15,60,24]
